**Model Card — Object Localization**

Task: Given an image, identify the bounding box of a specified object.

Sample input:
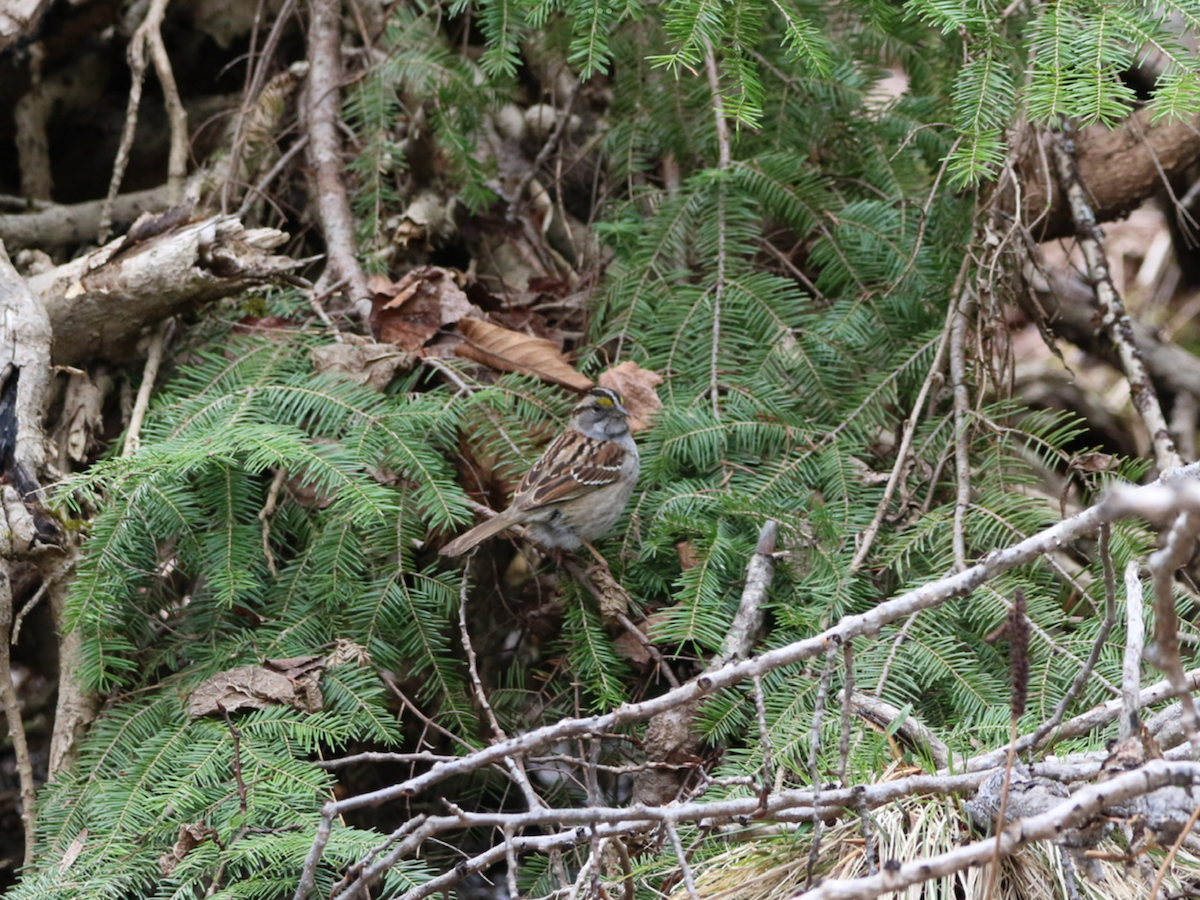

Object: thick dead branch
[0,187,174,250]
[631,520,778,807]
[0,0,53,52]
[304,0,370,316]
[851,692,963,771]
[0,241,52,479]
[718,520,777,665]
[1050,122,1180,472]
[1009,107,1200,241]
[797,760,1200,900]
[47,554,90,775]
[25,215,299,366]
[1024,264,1200,408]
[0,567,35,867]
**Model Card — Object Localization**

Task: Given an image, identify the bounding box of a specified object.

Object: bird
[439,386,640,557]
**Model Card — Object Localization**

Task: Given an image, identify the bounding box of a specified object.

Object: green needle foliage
[13,0,1200,894]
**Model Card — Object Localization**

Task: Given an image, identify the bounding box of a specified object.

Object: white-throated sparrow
[440,386,640,556]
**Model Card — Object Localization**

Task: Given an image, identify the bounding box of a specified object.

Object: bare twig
[837,641,855,785]
[806,645,840,888]
[666,820,700,900]
[613,609,681,689]
[950,287,974,571]
[702,37,729,419]
[458,571,546,811]
[752,675,774,799]
[850,298,954,572]
[1150,794,1200,899]
[237,135,310,219]
[122,318,172,457]
[100,0,188,240]
[219,703,249,815]
[1028,524,1119,748]
[315,751,459,769]
[10,576,49,645]
[258,468,286,578]
[0,565,36,866]
[509,88,579,219]
[1146,507,1200,745]
[1049,120,1181,472]
[1122,560,1146,741]
[853,786,877,877]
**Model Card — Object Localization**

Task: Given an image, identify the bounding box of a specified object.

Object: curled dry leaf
[589,561,632,624]
[599,360,663,433]
[158,823,216,877]
[370,266,474,353]
[311,338,415,392]
[187,656,325,718]
[456,317,594,391]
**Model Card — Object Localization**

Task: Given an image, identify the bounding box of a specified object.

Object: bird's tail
[439,510,517,557]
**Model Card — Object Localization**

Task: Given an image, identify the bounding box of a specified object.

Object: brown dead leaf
[159,823,216,876]
[370,266,474,352]
[59,830,88,871]
[613,629,653,665]
[187,657,325,718]
[588,562,632,623]
[676,541,698,571]
[456,317,593,391]
[311,340,415,392]
[599,361,663,433]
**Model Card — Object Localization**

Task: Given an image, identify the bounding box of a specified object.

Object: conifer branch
[298,464,1200,896]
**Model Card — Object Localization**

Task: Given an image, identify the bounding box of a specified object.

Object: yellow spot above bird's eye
[596,396,614,407]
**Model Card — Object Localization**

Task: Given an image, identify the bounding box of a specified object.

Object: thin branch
[796,760,1200,900]
[1146,507,1200,745]
[950,287,974,571]
[100,0,187,241]
[295,465,1200,897]
[1122,560,1147,741]
[458,571,546,811]
[806,645,840,888]
[752,675,774,800]
[1028,523,1118,748]
[702,37,729,419]
[0,565,36,866]
[666,820,700,900]
[1049,120,1181,472]
[122,318,171,457]
[837,641,855,785]
[237,135,310,219]
[850,296,955,572]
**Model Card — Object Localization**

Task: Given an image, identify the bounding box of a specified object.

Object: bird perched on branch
[440,386,639,557]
